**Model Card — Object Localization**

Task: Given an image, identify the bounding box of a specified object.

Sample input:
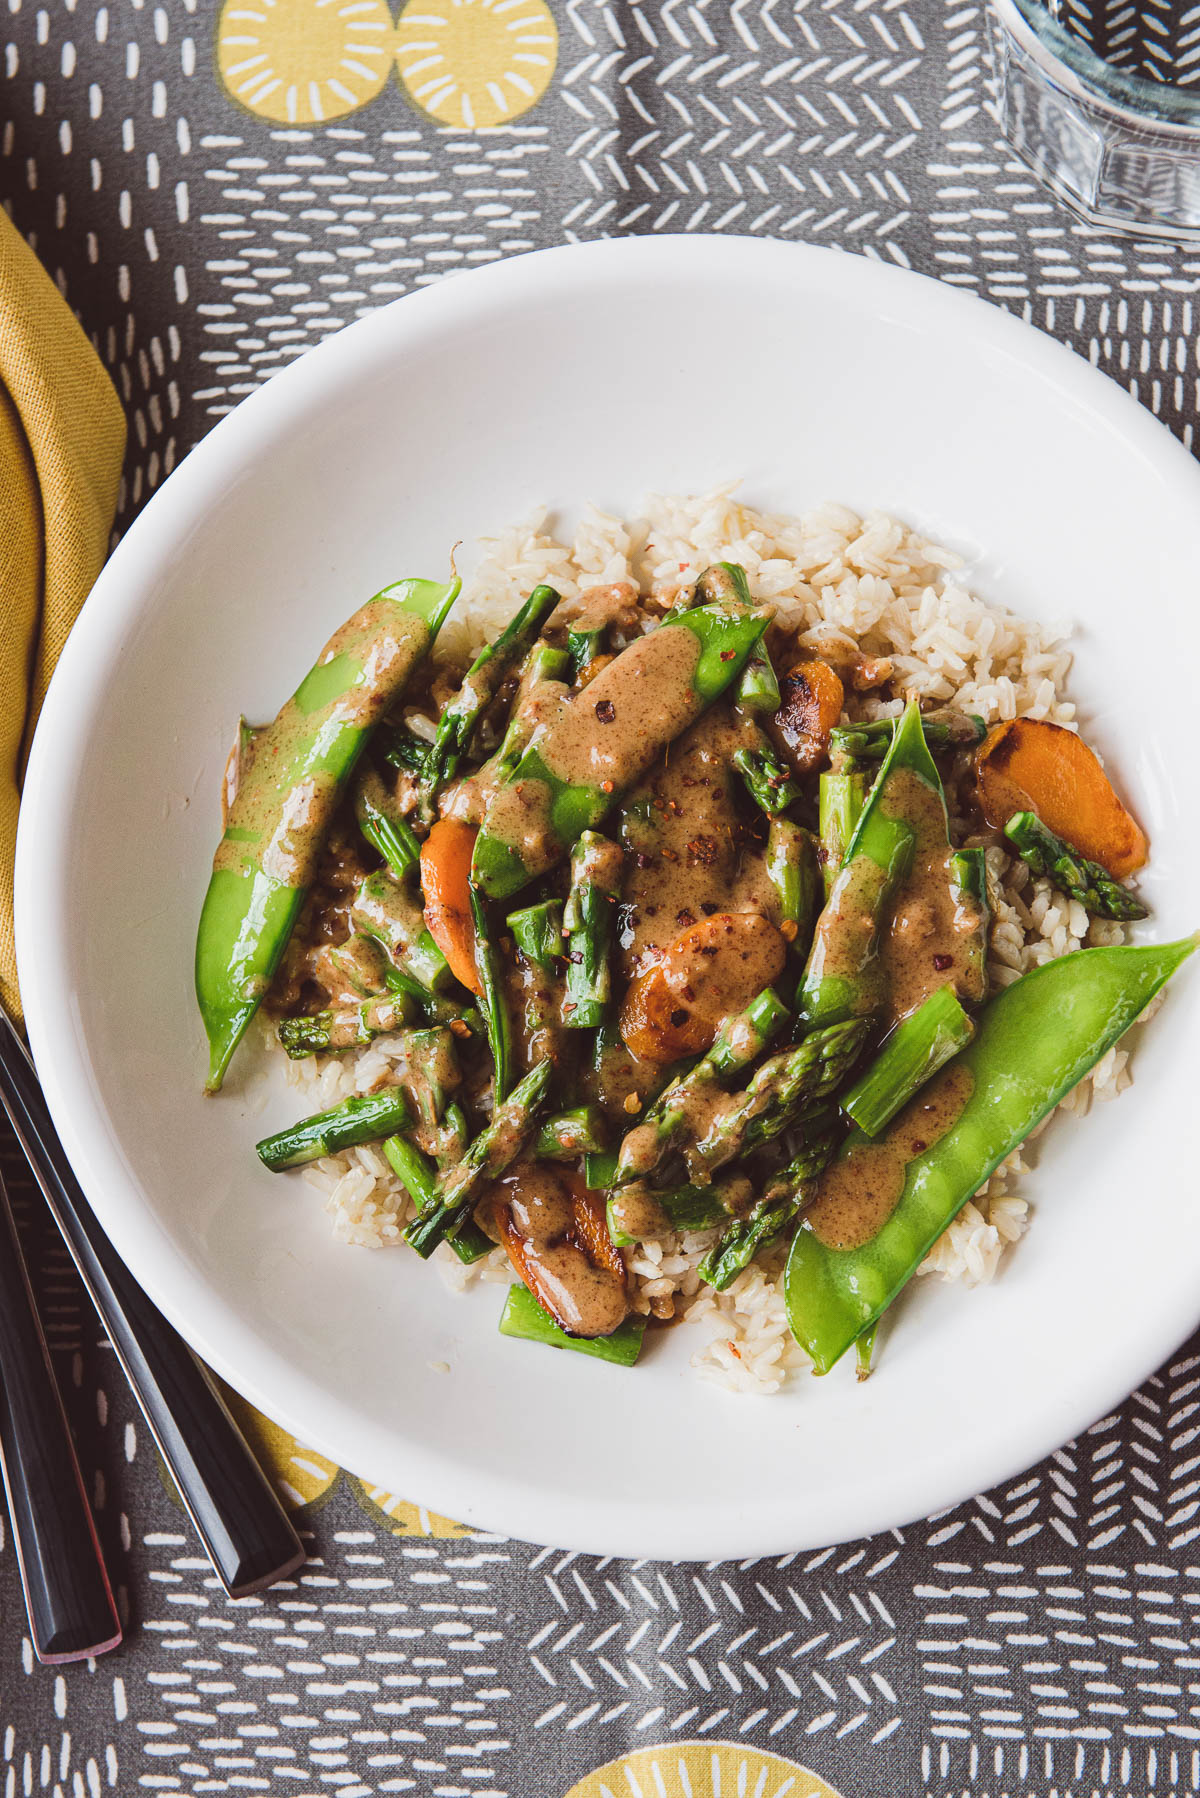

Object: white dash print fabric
[4,4,1200,1795]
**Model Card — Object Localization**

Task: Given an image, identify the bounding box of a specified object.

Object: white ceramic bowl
[16,236,1200,1559]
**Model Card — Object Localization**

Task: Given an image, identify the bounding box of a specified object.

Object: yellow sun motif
[394,0,558,129]
[563,1743,848,1798]
[217,0,396,125]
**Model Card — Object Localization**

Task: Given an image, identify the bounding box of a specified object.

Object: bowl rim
[16,233,1200,1558]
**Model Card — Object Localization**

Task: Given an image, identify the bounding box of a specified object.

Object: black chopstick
[0,1160,122,1662]
[0,1008,306,1597]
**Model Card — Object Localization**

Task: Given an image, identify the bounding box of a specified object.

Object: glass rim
[991,0,1200,132]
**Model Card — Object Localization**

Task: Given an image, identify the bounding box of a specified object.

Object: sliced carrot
[492,1166,628,1335]
[419,818,483,995]
[769,658,845,774]
[619,912,787,1063]
[619,964,713,1065]
[975,717,1148,879]
[563,1172,626,1282]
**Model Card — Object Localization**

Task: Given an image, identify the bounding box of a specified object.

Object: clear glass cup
[990,0,1200,240]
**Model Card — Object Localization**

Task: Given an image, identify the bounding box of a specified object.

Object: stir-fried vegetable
[787,937,1196,1373]
[420,819,482,996]
[770,657,844,774]
[416,582,560,822]
[1004,809,1148,920]
[471,600,770,899]
[196,573,460,1090]
[975,715,1148,878]
[200,554,1191,1372]
[799,699,943,1028]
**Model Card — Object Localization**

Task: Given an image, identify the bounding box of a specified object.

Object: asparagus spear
[686,1021,868,1181]
[389,1027,467,1165]
[486,641,571,787]
[377,723,431,777]
[606,1175,750,1247]
[817,769,867,899]
[507,899,565,970]
[382,1131,492,1264]
[1004,810,1149,921]
[354,766,421,880]
[562,831,624,1029]
[472,599,770,899]
[841,986,976,1138]
[352,869,456,996]
[829,709,986,765]
[697,1122,842,1290]
[800,700,943,1027]
[417,583,561,821]
[379,963,484,1033]
[469,884,513,1104]
[257,1087,411,1172]
[766,818,821,960]
[534,1105,608,1160]
[278,993,413,1057]
[614,986,790,1185]
[733,726,805,817]
[499,1282,646,1365]
[404,1059,553,1257]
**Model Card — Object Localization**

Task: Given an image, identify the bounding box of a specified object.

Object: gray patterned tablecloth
[4,3,1200,1793]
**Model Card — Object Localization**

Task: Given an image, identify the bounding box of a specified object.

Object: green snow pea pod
[798,698,943,1029]
[786,935,1197,1373]
[471,599,769,900]
[195,574,460,1090]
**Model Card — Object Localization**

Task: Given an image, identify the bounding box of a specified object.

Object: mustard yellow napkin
[0,207,125,1020]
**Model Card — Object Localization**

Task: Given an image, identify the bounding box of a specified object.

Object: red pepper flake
[719,648,736,662]
[933,953,953,971]
[601,779,614,793]
[595,699,616,724]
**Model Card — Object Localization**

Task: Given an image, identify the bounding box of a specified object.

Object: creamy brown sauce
[349,870,426,960]
[492,1162,628,1337]
[507,953,567,1078]
[803,765,988,1026]
[608,1182,672,1242]
[618,707,774,977]
[539,624,703,790]
[803,852,891,1014]
[445,675,570,827]
[877,768,987,1025]
[474,774,557,868]
[550,580,642,636]
[216,599,428,889]
[805,1063,974,1250]
[581,1031,665,1121]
